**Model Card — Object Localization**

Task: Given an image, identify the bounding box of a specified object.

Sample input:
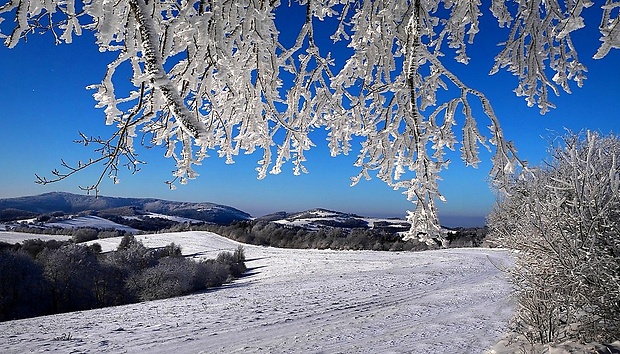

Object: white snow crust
[143,212,204,224]
[0,231,72,243]
[0,231,514,353]
[46,215,139,233]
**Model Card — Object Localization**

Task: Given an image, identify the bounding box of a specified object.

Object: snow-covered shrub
[19,238,69,258]
[195,260,230,288]
[125,246,246,301]
[152,242,183,259]
[488,131,620,344]
[0,239,247,321]
[72,228,99,243]
[95,259,133,307]
[111,235,157,272]
[233,246,246,264]
[127,257,196,301]
[117,234,138,251]
[215,246,247,278]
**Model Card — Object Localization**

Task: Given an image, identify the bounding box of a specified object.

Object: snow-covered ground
[136,212,204,224]
[46,215,140,233]
[0,231,72,243]
[271,209,411,231]
[0,231,515,353]
[2,215,139,233]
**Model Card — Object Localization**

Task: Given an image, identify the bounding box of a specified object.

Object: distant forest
[7,213,488,251]
[177,221,487,251]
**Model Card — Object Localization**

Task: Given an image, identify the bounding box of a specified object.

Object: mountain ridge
[0,192,252,224]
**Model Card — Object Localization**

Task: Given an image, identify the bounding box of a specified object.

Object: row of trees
[99,214,179,232]
[8,225,131,243]
[487,131,620,346]
[0,236,246,321]
[192,220,486,251]
[210,221,430,251]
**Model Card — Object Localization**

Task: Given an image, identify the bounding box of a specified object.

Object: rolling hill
[260,208,412,232]
[0,192,252,225]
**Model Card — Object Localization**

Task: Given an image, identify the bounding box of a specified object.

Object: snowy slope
[0,231,514,353]
[0,231,72,243]
[47,215,140,233]
[142,212,204,224]
[0,192,252,224]
[269,208,411,232]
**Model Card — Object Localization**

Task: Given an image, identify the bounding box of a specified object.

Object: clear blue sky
[0,4,618,226]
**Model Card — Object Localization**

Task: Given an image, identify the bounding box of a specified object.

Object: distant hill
[257,208,411,233]
[0,192,252,224]
[0,193,486,248]
[254,208,486,246]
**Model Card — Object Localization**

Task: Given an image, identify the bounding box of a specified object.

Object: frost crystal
[2,0,616,241]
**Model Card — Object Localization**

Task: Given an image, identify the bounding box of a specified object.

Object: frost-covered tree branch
[1,0,617,242]
[487,131,620,343]
[490,0,608,113]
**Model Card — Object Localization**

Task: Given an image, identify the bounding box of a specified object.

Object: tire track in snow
[0,232,514,354]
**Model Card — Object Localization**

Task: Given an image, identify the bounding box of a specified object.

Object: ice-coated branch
[1,0,617,241]
[595,0,620,58]
[490,0,592,113]
[129,0,208,141]
[36,82,148,195]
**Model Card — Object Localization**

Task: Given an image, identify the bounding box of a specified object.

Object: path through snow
[0,231,514,353]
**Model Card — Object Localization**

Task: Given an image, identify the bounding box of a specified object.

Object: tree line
[7,212,488,250]
[9,224,131,242]
[178,221,487,251]
[0,236,246,322]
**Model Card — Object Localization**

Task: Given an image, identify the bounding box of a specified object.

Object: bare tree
[1,0,617,241]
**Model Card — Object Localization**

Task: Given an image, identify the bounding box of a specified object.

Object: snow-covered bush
[195,260,230,288]
[487,131,620,344]
[127,256,196,301]
[152,242,183,259]
[112,235,158,272]
[215,246,247,278]
[5,0,619,242]
[72,228,99,243]
[0,238,247,321]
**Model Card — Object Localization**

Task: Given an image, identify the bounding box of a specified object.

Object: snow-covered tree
[1,0,618,242]
[487,131,620,344]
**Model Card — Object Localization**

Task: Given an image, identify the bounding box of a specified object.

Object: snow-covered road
[0,231,514,353]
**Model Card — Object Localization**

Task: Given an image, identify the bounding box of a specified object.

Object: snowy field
[47,215,140,233]
[0,231,72,243]
[0,231,514,353]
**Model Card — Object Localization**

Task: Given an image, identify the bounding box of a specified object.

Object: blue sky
[0,4,618,226]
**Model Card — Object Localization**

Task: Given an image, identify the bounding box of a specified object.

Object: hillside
[0,192,252,224]
[1,193,488,249]
[0,231,514,353]
[261,208,411,232]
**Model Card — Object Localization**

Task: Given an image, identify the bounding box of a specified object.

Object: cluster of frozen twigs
[1,0,618,241]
